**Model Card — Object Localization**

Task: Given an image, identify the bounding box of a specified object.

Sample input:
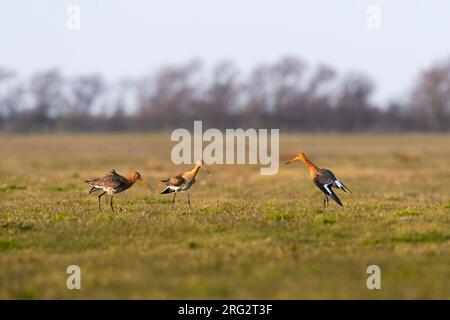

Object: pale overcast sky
[1,0,450,104]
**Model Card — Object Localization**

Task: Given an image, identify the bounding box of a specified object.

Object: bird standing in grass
[85,170,155,212]
[285,153,351,207]
[161,160,210,208]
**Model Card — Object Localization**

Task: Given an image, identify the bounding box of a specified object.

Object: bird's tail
[340,182,352,194]
[160,186,174,194]
[161,178,169,183]
[335,179,352,194]
[88,186,99,194]
[328,189,343,207]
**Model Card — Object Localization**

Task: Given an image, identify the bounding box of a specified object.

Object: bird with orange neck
[285,153,351,207]
[85,169,155,212]
[161,160,210,208]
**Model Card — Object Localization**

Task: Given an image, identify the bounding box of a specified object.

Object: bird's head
[285,152,307,165]
[131,171,155,192]
[196,159,210,174]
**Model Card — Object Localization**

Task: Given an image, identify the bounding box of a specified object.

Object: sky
[1,0,450,104]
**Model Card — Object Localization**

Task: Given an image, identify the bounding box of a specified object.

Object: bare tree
[26,69,67,132]
[195,61,239,128]
[0,68,22,123]
[409,59,450,131]
[58,74,105,131]
[136,60,202,130]
[70,75,105,114]
[334,73,378,131]
[1,56,450,133]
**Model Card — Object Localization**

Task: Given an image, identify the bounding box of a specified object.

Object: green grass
[390,231,450,244]
[0,134,449,299]
[43,183,80,193]
[0,239,20,252]
[394,210,421,217]
[0,184,27,193]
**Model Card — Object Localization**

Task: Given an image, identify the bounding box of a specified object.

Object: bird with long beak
[161,160,210,208]
[285,153,351,207]
[85,169,155,212]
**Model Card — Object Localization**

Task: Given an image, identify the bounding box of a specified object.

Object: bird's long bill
[139,179,155,192]
[284,157,297,165]
[203,166,210,174]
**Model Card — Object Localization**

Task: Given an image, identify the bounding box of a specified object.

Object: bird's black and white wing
[313,179,343,207]
[317,168,351,194]
[313,169,343,206]
[160,174,186,194]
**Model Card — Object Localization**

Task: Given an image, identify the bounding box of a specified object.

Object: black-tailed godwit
[85,169,155,212]
[161,160,210,208]
[285,153,351,207]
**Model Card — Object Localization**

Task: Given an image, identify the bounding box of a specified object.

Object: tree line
[1,56,449,133]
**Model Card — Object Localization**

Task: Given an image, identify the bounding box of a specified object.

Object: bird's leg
[327,196,329,206]
[110,195,115,212]
[323,196,328,208]
[172,192,177,209]
[187,192,191,208]
[98,192,106,211]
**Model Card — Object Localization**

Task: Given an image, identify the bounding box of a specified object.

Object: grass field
[0,134,449,299]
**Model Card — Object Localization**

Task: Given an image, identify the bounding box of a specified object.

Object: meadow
[0,134,449,299]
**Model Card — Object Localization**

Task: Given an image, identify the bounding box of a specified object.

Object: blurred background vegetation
[1,55,450,133]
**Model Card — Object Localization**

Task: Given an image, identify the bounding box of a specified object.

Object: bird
[160,160,210,208]
[285,153,351,207]
[85,169,155,212]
